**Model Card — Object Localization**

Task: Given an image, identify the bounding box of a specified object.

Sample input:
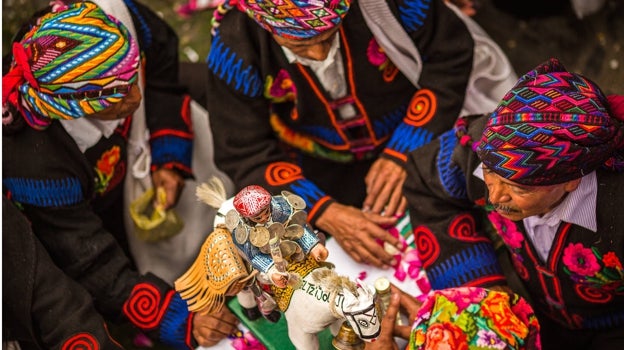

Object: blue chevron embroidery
[398,0,432,33]
[207,33,263,98]
[299,124,343,145]
[3,177,83,207]
[124,0,153,48]
[159,292,190,348]
[386,123,434,154]
[582,310,624,330]
[437,130,467,199]
[427,242,501,289]
[373,105,406,139]
[150,136,192,168]
[289,179,326,208]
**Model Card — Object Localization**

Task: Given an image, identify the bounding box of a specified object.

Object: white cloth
[60,118,122,153]
[90,0,235,284]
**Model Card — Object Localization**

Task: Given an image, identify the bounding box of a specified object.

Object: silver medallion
[250,226,270,248]
[268,222,286,240]
[285,193,306,210]
[288,210,308,226]
[284,224,304,240]
[234,222,249,244]
[225,209,241,231]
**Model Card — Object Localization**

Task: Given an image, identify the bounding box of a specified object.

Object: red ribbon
[2,42,38,107]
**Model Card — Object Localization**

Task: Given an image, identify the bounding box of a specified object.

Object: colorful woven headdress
[476,58,624,185]
[235,0,351,40]
[2,1,140,130]
[410,287,541,350]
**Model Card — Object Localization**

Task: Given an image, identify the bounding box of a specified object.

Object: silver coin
[268,222,286,240]
[285,194,306,210]
[234,223,248,244]
[284,224,304,240]
[225,209,240,231]
[250,226,270,247]
[281,190,295,198]
[289,210,308,226]
[279,240,299,259]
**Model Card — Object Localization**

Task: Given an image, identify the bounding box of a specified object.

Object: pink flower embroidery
[488,211,523,249]
[265,69,296,103]
[563,243,601,276]
[366,38,387,68]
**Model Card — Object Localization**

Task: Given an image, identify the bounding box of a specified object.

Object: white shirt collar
[60,118,123,153]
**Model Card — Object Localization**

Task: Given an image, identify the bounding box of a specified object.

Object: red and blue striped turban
[476,58,624,186]
[235,0,350,40]
[2,1,140,130]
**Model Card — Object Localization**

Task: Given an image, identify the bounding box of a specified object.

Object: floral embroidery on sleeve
[264,69,297,103]
[94,146,123,195]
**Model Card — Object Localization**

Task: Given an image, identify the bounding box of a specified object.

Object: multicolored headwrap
[2,1,140,130]
[476,58,624,186]
[235,0,351,40]
[409,287,541,350]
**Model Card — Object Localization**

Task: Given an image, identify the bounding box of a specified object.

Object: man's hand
[151,168,185,209]
[315,203,401,268]
[365,285,423,350]
[363,158,407,218]
[192,307,239,347]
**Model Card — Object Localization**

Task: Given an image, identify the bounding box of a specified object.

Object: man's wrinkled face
[272,25,340,61]
[482,165,581,221]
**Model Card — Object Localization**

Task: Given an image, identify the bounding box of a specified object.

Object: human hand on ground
[192,307,239,347]
[363,158,407,218]
[315,202,401,268]
[151,168,185,209]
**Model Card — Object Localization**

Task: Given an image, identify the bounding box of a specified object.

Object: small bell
[332,321,364,350]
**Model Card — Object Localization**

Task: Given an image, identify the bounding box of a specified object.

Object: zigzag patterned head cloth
[235,0,351,40]
[2,1,140,130]
[476,58,624,186]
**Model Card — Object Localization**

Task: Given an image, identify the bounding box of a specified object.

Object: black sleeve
[3,196,125,350]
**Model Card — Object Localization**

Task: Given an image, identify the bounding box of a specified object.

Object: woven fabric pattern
[235,0,351,40]
[477,58,624,185]
[4,2,139,130]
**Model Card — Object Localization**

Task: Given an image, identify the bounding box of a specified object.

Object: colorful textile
[477,58,624,186]
[2,1,140,130]
[409,287,541,350]
[235,0,351,40]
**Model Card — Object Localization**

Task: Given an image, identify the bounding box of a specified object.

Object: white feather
[196,176,227,209]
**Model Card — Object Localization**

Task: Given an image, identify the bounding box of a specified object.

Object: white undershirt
[281,34,356,119]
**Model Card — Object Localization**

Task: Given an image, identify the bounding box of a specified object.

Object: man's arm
[403,115,507,289]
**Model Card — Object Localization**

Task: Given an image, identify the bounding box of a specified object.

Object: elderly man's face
[272,25,340,61]
[482,165,581,221]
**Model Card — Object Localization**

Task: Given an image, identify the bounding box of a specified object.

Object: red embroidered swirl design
[414,226,439,268]
[574,284,613,304]
[62,333,99,350]
[448,214,489,242]
[123,283,162,329]
[512,256,530,280]
[265,162,303,186]
[405,89,436,127]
